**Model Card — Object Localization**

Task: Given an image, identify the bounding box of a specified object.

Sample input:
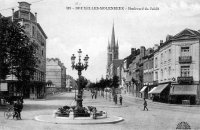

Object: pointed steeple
[116,40,119,49]
[111,22,115,48]
[107,39,111,50]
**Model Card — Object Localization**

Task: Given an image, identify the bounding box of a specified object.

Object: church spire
[111,22,115,48]
[116,40,119,49]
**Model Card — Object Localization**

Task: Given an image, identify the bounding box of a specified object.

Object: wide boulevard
[0,90,200,130]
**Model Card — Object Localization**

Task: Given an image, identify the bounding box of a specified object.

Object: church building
[106,24,123,79]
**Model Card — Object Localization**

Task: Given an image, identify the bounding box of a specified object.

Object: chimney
[154,44,159,51]
[166,35,173,42]
[160,40,163,46]
[35,12,37,22]
[140,46,145,58]
[12,8,14,22]
[131,48,136,55]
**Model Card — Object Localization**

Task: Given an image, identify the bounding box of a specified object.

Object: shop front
[148,83,170,103]
[169,85,197,105]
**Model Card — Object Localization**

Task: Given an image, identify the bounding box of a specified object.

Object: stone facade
[10,2,47,99]
[119,28,200,104]
[152,29,200,104]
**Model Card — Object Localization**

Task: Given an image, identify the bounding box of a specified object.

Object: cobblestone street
[0,91,200,130]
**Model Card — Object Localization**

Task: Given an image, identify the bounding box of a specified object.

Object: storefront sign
[0,83,8,91]
[177,76,193,84]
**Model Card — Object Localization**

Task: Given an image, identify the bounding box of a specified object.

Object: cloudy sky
[1,0,200,82]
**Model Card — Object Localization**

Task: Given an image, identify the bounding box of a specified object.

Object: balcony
[177,76,193,84]
[179,56,192,64]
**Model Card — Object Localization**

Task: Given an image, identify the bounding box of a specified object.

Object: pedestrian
[91,92,94,99]
[143,98,148,111]
[92,107,97,119]
[119,95,123,105]
[95,92,97,99]
[18,99,23,119]
[114,94,117,104]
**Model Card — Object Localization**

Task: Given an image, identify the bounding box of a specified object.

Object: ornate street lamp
[71,49,89,107]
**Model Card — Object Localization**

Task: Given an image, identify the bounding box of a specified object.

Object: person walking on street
[119,95,123,105]
[143,98,148,111]
[114,94,118,104]
[95,91,97,99]
[91,92,94,99]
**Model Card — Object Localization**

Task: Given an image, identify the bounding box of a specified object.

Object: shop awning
[140,86,147,93]
[170,85,197,95]
[148,87,157,94]
[148,84,168,94]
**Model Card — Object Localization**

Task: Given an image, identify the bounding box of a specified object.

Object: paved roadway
[0,90,200,130]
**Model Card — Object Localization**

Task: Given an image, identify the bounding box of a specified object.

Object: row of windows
[32,71,45,81]
[155,46,191,68]
[154,65,191,81]
[24,23,45,47]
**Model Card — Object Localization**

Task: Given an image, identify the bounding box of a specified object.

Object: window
[181,46,190,56]
[155,57,158,68]
[161,69,163,79]
[161,53,163,64]
[181,66,190,77]
[168,67,171,77]
[32,26,35,37]
[155,71,158,80]
[42,50,43,56]
[168,49,171,61]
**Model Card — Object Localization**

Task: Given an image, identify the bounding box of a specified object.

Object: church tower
[107,23,119,77]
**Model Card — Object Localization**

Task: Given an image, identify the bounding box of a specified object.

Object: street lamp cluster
[71,49,89,107]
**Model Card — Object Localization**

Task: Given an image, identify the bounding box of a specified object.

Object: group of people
[91,91,97,99]
[113,94,123,105]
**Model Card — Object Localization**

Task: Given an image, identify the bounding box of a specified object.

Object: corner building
[12,2,47,99]
[151,29,200,104]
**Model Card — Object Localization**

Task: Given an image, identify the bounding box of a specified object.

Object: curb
[34,115,124,125]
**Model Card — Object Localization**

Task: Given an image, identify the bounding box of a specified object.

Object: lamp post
[71,49,89,107]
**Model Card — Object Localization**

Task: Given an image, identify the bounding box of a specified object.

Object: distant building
[142,48,154,99]
[106,24,119,78]
[46,58,66,91]
[66,75,77,89]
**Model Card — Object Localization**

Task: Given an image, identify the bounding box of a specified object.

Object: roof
[155,28,200,52]
[37,23,48,39]
[13,10,36,21]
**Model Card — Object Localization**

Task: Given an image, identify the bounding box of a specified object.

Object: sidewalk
[122,93,200,108]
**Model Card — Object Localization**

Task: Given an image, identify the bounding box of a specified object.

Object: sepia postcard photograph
[0,0,200,130]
